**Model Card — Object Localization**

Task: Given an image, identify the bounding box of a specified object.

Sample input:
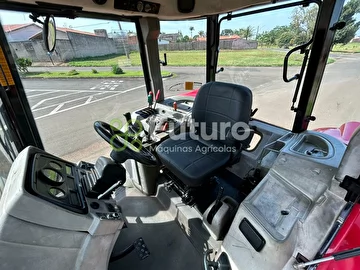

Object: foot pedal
[133,237,150,260]
[110,237,150,263]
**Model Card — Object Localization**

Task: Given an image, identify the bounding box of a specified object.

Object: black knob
[90,202,100,209]
[123,112,132,125]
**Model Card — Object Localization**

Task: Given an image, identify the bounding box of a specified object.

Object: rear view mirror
[43,15,56,53]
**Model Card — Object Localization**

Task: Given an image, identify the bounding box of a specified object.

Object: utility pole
[117,21,130,59]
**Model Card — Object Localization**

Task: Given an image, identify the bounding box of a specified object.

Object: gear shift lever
[124,112,132,125]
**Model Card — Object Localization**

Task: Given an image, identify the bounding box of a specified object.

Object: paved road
[22,54,360,162]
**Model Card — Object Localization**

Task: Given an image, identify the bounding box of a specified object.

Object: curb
[21,73,173,80]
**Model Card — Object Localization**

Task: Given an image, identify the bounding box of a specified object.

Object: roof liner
[6,0,276,20]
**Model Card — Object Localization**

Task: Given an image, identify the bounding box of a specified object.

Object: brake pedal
[133,237,150,260]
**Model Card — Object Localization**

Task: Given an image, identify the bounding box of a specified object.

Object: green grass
[69,54,138,67]
[218,50,305,66]
[24,70,172,78]
[68,49,335,67]
[332,42,360,53]
[68,49,321,67]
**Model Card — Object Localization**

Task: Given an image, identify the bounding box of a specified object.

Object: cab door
[0,21,43,194]
[0,21,43,154]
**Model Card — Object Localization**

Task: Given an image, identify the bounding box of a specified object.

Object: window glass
[159,19,206,97]
[217,3,319,129]
[1,11,151,162]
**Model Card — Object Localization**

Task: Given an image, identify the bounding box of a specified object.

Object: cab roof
[5,0,279,20]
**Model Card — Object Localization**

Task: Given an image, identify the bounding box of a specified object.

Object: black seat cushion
[157,134,231,187]
[156,82,252,187]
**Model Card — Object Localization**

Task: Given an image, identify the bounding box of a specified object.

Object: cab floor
[108,186,202,270]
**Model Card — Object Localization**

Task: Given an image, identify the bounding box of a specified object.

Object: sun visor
[335,127,360,182]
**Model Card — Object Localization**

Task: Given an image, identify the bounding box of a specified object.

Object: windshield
[217,3,319,129]
[160,19,206,96]
[0,11,207,164]
[1,11,153,162]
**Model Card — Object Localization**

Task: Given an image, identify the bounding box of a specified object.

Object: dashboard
[0,147,125,270]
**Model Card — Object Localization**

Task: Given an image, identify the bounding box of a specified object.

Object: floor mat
[109,187,202,270]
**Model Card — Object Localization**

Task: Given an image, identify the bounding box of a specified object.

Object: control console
[0,146,126,270]
[130,98,193,143]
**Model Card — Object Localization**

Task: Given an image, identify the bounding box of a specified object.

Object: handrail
[283,40,312,83]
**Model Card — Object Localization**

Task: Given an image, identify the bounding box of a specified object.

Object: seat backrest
[192,81,253,147]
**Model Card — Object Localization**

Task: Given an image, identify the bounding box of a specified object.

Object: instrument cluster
[27,153,88,214]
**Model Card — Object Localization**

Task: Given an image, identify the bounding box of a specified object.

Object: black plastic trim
[239,218,266,252]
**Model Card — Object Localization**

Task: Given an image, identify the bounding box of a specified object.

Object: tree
[257,26,293,47]
[278,31,295,48]
[221,29,234,36]
[198,30,205,37]
[290,5,318,45]
[334,0,360,44]
[183,35,190,42]
[289,1,360,45]
[237,26,255,40]
[189,26,195,38]
[176,30,184,42]
[16,58,32,73]
[193,35,199,40]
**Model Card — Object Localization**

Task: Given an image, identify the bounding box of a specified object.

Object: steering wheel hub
[94,121,158,166]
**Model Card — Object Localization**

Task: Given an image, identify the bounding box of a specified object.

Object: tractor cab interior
[1,0,360,269]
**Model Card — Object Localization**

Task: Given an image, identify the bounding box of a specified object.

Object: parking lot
[26,79,147,120]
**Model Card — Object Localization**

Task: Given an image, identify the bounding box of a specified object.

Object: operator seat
[156,81,253,187]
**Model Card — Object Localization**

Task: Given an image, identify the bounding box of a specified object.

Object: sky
[0,3,359,37]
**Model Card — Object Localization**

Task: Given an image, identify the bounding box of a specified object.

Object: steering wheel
[94,121,158,166]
